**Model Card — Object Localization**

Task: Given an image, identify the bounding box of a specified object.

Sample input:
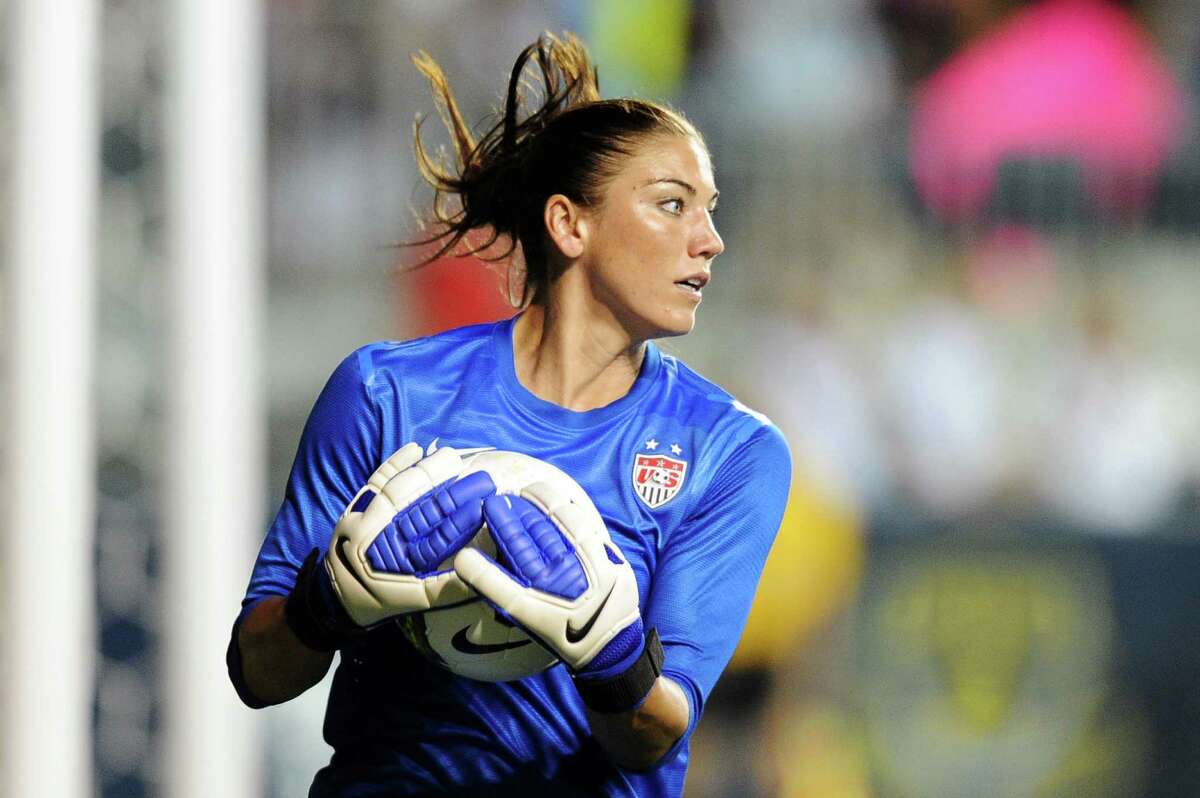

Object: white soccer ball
[398,450,594,682]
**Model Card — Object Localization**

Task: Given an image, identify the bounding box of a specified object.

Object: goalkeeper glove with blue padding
[285,442,495,652]
[454,483,664,712]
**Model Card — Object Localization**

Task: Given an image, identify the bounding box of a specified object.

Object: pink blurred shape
[910,0,1186,221]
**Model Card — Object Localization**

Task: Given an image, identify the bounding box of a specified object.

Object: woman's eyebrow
[643,178,720,203]
[645,177,696,195]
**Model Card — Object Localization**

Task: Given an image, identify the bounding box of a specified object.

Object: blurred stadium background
[3,0,1199,796]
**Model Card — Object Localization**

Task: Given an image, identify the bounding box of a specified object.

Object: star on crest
[670,443,683,455]
[645,439,659,451]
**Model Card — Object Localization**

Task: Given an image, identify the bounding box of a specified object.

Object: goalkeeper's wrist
[573,627,665,714]
[284,548,361,652]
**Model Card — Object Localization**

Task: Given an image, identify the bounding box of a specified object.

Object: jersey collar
[492,314,662,431]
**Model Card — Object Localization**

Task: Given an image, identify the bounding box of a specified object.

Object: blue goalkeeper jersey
[238,315,791,797]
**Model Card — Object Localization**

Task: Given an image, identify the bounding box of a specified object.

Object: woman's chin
[649,311,698,340]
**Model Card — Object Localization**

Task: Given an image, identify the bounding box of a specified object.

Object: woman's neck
[512,304,646,412]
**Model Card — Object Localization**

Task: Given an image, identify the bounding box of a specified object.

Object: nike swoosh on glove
[454,482,662,711]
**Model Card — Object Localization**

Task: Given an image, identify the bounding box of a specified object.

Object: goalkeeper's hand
[285,442,495,652]
[453,482,664,713]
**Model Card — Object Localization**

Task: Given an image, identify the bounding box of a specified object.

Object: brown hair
[409,32,699,306]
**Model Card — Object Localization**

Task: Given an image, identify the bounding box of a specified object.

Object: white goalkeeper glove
[285,442,495,650]
[453,481,664,712]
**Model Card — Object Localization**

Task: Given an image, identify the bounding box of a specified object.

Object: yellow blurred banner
[731,472,864,670]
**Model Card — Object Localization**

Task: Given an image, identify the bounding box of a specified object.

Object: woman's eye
[660,198,683,215]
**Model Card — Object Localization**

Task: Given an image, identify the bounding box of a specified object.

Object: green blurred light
[588,0,691,99]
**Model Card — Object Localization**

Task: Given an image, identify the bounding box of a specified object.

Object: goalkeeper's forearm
[235,596,335,706]
[585,675,689,771]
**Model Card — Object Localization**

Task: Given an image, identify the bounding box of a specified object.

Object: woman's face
[579,134,724,341]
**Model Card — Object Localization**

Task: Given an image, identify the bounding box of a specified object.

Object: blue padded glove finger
[456,477,662,712]
[483,495,588,599]
[326,445,496,628]
[460,493,643,681]
[367,470,496,576]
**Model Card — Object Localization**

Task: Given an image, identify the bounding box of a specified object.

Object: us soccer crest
[633,450,688,508]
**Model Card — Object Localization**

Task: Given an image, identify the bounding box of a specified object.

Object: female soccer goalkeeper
[228,33,791,797]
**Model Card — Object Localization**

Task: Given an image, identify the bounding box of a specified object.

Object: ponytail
[409,32,697,306]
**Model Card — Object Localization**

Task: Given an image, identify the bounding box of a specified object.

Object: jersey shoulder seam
[663,354,778,431]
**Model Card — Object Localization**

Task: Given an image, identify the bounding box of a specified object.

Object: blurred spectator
[1032,293,1200,532]
[962,223,1059,318]
[747,308,891,512]
[879,290,1009,517]
[698,0,896,135]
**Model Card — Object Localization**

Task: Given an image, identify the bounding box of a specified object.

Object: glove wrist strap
[575,627,664,714]
[285,548,358,652]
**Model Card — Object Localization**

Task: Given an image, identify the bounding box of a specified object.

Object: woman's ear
[543,194,587,260]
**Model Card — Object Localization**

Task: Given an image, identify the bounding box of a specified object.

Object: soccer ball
[398,450,591,682]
